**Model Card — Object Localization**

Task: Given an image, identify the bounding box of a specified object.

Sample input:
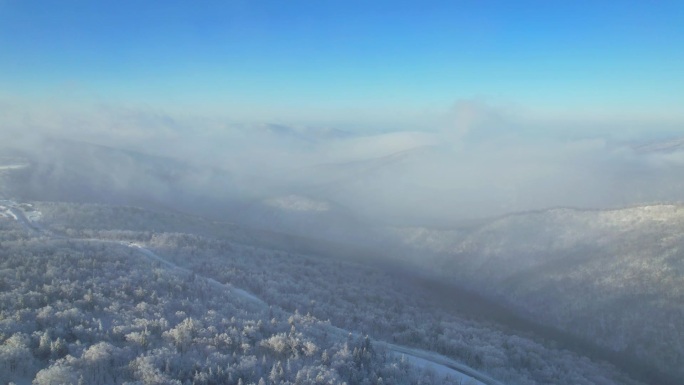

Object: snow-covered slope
[1,198,650,385]
[392,204,684,379]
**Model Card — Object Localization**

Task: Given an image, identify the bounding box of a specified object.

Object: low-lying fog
[1,100,683,228]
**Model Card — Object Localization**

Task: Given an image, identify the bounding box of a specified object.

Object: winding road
[4,198,506,385]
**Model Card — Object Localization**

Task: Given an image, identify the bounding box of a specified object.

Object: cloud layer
[1,100,683,228]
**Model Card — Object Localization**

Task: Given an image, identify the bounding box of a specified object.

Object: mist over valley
[2,2,683,384]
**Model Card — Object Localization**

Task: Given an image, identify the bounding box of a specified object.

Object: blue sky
[1,1,683,128]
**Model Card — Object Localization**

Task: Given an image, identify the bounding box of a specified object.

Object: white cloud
[1,97,683,226]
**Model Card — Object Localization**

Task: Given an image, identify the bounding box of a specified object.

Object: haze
[1,3,684,385]
[2,2,683,226]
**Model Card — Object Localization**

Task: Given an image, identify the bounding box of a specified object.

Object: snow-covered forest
[3,2,684,384]
[0,194,670,385]
[392,205,684,380]
[2,135,684,384]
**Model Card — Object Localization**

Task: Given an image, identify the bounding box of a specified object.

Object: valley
[2,3,683,384]
[0,191,665,385]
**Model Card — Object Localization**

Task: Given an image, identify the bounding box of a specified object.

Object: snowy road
[75,238,269,307]
[125,242,268,307]
[6,198,506,385]
[377,342,505,385]
[122,243,506,384]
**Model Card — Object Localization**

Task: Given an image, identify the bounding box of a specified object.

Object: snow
[0,206,18,220]
[400,353,487,385]
[226,284,267,306]
[0,200,43,233]
[26,210,42,222]
[127,242,177,269]
[2,199,268,309]
[125,242,268,307]
[119,239,502,385]
[5,197,505,385]
[0,164,29,170]
[265,195,331,212]
[376,342,505,385]
[317,323,502,385]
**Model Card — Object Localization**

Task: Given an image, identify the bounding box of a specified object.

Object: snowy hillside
[0,151,675,385]
[392,204,684,380]
[0,199,646,385]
